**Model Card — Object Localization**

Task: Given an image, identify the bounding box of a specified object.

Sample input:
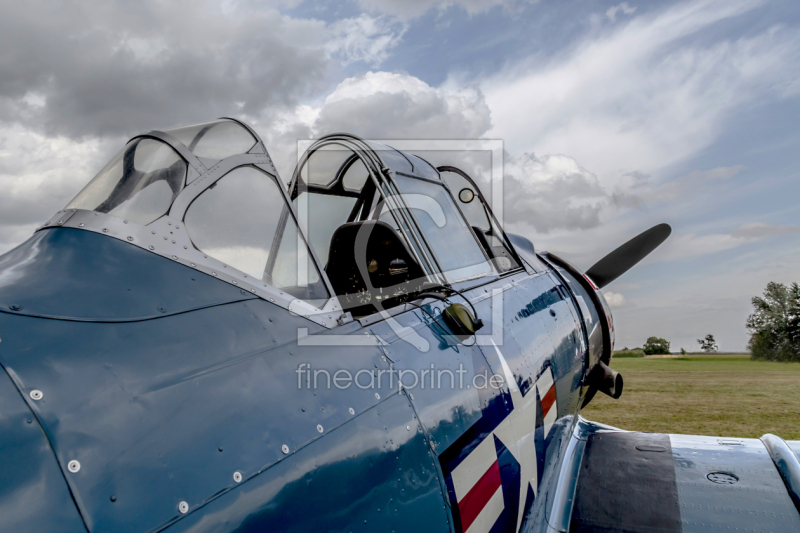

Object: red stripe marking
[458,460,502,532]
[541,385,556,417]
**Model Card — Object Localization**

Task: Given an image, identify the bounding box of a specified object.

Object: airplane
[0,117,798,533]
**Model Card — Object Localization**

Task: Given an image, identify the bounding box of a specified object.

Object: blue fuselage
[0,228,593,533]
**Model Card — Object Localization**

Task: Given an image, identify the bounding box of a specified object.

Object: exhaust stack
[588,361,623,399]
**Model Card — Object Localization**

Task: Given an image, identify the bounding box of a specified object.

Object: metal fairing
[0,367,86,532]
[0,228,256,321]
[162,391,452,533]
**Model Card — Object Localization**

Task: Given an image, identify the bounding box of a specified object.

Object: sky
[0,0,798,351]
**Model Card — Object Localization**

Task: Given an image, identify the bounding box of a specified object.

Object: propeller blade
[585,223,671,289]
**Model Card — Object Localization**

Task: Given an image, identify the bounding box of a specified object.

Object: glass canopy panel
[66,138,187,225]
[301,144,355,187]
[393,175,493,281]
[184,166,329,301]
[163,120,256,160]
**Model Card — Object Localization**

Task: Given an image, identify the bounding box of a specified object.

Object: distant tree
[680,348,686,355]
[747,281,800,362]
[643,336,670,355]
[697,334,718,353]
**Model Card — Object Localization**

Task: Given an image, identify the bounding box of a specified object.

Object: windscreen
[393,175,493,281]
[66,138,186,225]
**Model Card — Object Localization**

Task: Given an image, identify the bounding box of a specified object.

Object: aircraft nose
[0,369,86,533]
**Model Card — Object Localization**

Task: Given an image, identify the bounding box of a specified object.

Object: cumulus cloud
[0,123,120,251]
[311,71,492,139]
[0,1,335,139]
[0,1,407,140]
[503,152,607,232]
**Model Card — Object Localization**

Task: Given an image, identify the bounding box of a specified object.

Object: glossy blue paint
[163,391,452,533]
[0,228,255,321]
[0,365,86,532]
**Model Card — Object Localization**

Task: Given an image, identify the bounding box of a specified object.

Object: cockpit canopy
[51,120,523,326]
[66,137,187,226]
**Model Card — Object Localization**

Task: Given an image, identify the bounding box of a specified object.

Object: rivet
[281,444,289,454]
[67,460,80,473]
[172,255,177,260]
[322,322,326,326]
[30,389,43,400]
[349,407,355,415]
[127,236,134,241]
[163,236,168,240]
[203,255,207,258]
[232,281,238,285]
[406,426,410,431]
[250,289,255,293]
[110,495,116,502]
[168,222,172,226]
[175,225,180,229]
[375,393,380,400]
[409,393,414,400]
[178,501,189,514]
[233,471,242,483]
[9,304,22,311]
[190,263,196,267]
[152,230,156,234]
[269,298,274,302]
[172,240,176,244]
[58,220,63,225]
[79,223,85,227]
[123,220,128,224]
[212,272,217,276]
[317,424,324,433]
[102,228,108,233]
[183,245,188,249]
[149,246,155,250]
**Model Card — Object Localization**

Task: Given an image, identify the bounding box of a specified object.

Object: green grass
[581,355,800,440]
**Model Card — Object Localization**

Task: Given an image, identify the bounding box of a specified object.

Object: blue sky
[0,0,798,350]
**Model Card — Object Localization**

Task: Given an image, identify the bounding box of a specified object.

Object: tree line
[747,281,800,362]
[616,281,799,361]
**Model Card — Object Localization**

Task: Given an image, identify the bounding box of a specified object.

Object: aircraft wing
[525,419,800,533]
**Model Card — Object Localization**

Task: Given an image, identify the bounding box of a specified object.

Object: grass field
[581,354,800,440]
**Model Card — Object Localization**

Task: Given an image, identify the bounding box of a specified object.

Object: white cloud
[483,0,800,190]
[0,124,120,253]
[603,290,627,308]
[355,0,535,20]
[325,15,406,67]
[504,152,608,232]
[606,2,636,22]
[310,71,492,139]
